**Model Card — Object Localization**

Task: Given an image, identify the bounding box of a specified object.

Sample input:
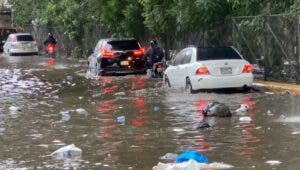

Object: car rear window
[197,47,242,61]
[107,40,140,51]
[16,35,34,42]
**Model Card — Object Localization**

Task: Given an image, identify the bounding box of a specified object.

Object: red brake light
[242,64,253,73]
[47,44,55,53]
[102,48,116,58]
[196,67,209,75]
[133,49,144,57]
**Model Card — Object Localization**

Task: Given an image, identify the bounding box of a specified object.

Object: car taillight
[102,48,116,58]
[133,49,144,57]
[242,64,253,73]
[196,66,209,75]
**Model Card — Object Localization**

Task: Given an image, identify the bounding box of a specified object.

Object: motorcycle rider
[44,33,57,53]
[144,39,164,78]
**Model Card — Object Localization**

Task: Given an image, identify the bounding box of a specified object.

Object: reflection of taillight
[242,64,253,73]
[133,49,144,57]
[196,66,209,75]
[102,48,116,58]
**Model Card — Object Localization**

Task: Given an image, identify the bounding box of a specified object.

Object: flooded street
[1,54,300,169]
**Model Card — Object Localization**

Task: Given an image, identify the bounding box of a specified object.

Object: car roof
[9,33,33,36]
[100,38,137,42]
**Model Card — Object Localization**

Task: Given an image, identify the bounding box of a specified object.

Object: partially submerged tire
[186,78,195,93]
[164,75,171,87]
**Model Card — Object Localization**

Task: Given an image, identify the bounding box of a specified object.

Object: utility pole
[297,16,300,84]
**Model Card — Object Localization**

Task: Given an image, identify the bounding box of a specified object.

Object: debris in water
[173,128,185,132]
[116,116,125,124]
[153,106,160,112]
[60,111,71,122]
[291,131,300,135]
[265,160,281,165]
[197,122,211,129]
[50,144,82,160]
[159,153,178,162]
[114,92,126,96]
[235,104,249,114]
[75,108,88,115]
[9,106,21,113]
[239,116,252,123]
[176,150,209,163]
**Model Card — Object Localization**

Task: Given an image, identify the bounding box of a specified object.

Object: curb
[253,80,300,94]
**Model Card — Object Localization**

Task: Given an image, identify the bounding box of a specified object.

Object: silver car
[3,33,38,56]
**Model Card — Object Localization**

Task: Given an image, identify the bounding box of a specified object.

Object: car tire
[94,63,99,76]
[186,77,195,93]
[164,75,171,87]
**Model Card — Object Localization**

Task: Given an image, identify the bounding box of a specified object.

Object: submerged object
[176,150,209,163]
[51,144,82,160]
[202,101,231,117]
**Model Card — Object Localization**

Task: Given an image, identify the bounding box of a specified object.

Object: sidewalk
[253,80,300,94]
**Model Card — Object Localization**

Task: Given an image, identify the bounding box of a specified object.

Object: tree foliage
[8,0,300,55]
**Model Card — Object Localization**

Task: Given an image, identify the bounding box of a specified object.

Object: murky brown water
[0,54,300,169]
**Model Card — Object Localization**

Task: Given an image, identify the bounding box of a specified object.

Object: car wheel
[186,78,195,93]
[94,63,99,76]
[164,75,171,87]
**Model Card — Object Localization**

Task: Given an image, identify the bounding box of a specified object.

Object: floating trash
[235,104,249,114]
[50,144,82,160]
[75,108,88,115]
[116,116,125,124]
[153,106,160,112]
[60,111,71,122]
[159,153,178,162]
[66,74,73,81]
[265,160,281,165]
[173,128,185,132]
[197,122,211,129]
[176,150,209,163]
[239,116,252,123]
[9,106,21,113]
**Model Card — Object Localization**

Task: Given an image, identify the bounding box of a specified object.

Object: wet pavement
[0,54,300,169]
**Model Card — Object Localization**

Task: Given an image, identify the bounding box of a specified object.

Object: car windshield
[16,35,34,42]
[107,40,140,51]
[197,47,242,61]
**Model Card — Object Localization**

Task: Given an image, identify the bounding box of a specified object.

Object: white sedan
[3,33,38,56]
[164,46,253,93]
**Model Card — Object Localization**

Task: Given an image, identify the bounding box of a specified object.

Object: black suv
[88,38,145,75]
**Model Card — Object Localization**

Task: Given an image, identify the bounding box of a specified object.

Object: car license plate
[120,60,129,66]
[220,67,232,74]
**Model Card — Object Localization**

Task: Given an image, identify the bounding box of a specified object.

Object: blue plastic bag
[175,150,209,163]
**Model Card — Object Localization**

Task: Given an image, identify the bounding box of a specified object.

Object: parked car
[88,38,145,76]
[3,33,38,56]
[0,28,17,52]
[164,46,253,93]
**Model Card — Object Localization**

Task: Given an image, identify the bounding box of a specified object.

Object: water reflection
[238,93,261,167]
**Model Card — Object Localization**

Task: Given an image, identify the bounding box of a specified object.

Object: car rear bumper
[9,47,38,54]
[190,73,253,90]
[100,57,145,74]
[101,66,146,74]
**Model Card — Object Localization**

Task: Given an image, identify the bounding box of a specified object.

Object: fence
[232,14,300,83]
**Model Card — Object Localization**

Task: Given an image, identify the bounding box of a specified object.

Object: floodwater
[0,54,300,170]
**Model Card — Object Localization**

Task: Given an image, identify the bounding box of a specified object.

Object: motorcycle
[151,62,164,78]
[46,44,56,58]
